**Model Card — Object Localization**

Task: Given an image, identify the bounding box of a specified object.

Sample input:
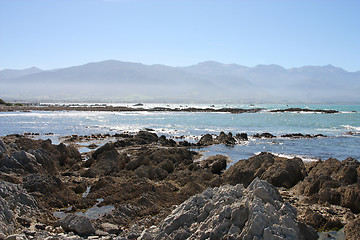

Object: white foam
[342,125,360,131]
[255,152,319,162]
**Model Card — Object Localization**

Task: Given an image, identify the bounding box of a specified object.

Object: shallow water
[1,104,359,161]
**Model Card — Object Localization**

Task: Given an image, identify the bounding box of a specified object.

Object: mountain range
[1,60,359,103]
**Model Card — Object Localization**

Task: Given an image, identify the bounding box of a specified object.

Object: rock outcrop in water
[140,178,317,240]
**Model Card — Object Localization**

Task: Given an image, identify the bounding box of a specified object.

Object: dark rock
[126,156,150,171]
[340,184,360,213]
[23,174,63,194]
[159,159,174,173]
[302,208,326,230]
[270,108,339,114]
[28,149,57,175]
[216,132,236,145]
[34,224,46,230]
[134,131,159,144]
[16,217,31,227]
[197,134,214,146]
[12,151,43,173]
[58,214,95,236]
[0,140,6,154]
[235,133,248,141]
[294,157,360,213]
[260,157,307,188]
[87,143,98,149]
[0,156,24,173]
[223,152,306,188]
[281,133,305,138]
[253,132,276,138]
[202,155,227,175]
[87,150,128,176]
[158,136,176,147]
[92,143,116,160]
[73,183,87,194]
[344,216,360,240]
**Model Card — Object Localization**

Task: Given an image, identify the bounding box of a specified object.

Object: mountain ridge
[1,60,359,103]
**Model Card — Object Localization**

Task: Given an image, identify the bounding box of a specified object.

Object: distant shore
[0,104,340,114]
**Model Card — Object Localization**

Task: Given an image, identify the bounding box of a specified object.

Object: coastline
[0,104,341,114]
[0,132,359,239]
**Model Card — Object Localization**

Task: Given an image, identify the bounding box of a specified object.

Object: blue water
[0,104,359,162]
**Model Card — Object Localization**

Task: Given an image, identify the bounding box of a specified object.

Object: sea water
[0,104,359,162]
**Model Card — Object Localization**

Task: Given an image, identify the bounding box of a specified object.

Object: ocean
[1,103,359,163]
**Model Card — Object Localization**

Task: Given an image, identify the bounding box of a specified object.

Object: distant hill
[0,60,359,103]
[0,67,42,80]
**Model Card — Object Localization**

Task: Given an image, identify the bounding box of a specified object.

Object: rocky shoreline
[0,131,359,239]
[0,104,341,114]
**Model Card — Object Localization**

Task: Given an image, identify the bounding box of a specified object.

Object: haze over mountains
[1,60,359,103]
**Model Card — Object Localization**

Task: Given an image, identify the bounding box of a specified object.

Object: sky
[0,0,359,71]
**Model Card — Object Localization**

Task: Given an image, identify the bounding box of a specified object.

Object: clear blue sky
[1,0,359,71]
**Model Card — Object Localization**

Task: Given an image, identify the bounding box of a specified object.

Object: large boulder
[141,178,317,240]
[215,132,236,145]
[223,152,306,188]
[58,214,95,236]
[197,134,214,146]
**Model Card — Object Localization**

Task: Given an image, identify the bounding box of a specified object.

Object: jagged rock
[12,151,42,173]
[143,178,316,240]
[28,149,57,175]
[216,132,236,145]
[223,152,306,188]
[0,156,24,173]
[235,133,248,141]
[294,157,360,213]
[0,181,40,236]
[197,134,214,146]
[58,214,95,236]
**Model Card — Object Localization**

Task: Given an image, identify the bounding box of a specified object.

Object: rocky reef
[0,132,359,239]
